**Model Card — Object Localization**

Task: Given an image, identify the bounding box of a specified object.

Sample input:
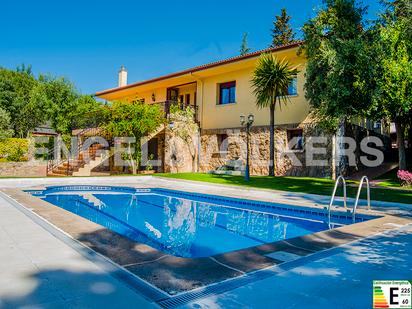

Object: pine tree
[240,32,251,55]
[270,8,296,47]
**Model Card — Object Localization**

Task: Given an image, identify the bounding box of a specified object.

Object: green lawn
[156,173,412,204]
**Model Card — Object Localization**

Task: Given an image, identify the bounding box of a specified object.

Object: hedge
[0,138,29,162]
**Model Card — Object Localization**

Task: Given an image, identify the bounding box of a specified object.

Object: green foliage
[105,101,164,138]
[369,0,412,169]
[104,101,164,173]
[0,138,29,162]
[41,77,80,134]
[251,54,299,109]
[270,8,296,47]
[370,2,412,122]
[240,32,251,56]
[0,67,107,137]
[71,96,110,129]
[302,0,372,128]
[0,67,43,137]
[0,107,14,139]
[251,54,299,176]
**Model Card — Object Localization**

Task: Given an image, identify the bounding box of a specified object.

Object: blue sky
[1,0,382,95]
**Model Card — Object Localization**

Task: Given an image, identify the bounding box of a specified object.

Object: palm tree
[251,54,299,176]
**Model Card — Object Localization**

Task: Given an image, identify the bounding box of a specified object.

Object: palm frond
[251,53,299,109]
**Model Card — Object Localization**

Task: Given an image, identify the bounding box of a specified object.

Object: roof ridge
[96,41,303,97]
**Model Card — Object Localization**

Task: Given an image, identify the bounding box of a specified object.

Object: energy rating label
[373,281,412,309]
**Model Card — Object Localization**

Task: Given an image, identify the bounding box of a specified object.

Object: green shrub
[0,138,29,162]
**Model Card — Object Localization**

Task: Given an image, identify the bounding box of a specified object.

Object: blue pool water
[28,186,374,258]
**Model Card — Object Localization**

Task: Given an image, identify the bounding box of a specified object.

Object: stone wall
[164,128,199,173]
[199,123,391,178]
[0,161,47,177]
[199,124,334,178]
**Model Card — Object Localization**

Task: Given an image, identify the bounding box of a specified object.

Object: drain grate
[157,270,274,308]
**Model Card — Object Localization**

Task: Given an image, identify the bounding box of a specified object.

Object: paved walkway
[180,225,412,309]
[0,194,156,309]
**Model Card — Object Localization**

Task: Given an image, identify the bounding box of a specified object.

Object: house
[95,42,389,177]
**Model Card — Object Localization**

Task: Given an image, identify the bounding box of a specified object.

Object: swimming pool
[28,186,375,258]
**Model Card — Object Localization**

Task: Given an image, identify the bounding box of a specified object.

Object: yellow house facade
[96,42,307,130]
[96,42,331,176]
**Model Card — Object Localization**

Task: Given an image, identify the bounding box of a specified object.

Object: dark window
[179,95,184,103]
[168,88,178,101]
[217,134,229,152]
[219,81,236,104]
[148,138,158,160]
[287,78,298,96]
[287,129,304,150]
[185,94,191,106]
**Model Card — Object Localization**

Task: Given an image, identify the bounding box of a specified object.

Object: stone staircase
[47,144,109,176]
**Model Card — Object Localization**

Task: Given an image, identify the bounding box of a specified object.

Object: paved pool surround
[1,178,411,306]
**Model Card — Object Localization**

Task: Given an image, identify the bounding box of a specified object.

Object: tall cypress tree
[270,8,296,47]
[240,32,251,55]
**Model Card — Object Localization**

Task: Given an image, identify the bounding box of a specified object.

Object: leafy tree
[0,107,13,139]
[0,68,42,136]
[240,32,251,56]
[0,67,106,139]
[104,101,164,174]
[370,0,412,170]
[169,105,199,172]
[302,0,372,175]
[71,95,109,129]
[270,8,296,47]
[251,54,299,176]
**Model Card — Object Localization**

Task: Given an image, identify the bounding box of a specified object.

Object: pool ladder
[327,175,371,228]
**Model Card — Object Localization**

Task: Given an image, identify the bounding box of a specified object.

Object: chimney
[118,65,127,87]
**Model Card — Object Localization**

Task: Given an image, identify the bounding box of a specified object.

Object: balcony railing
[154,100,199,123]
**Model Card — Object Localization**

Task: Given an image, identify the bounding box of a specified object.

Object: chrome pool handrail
[328,175,347,228]
[352,176,371,223]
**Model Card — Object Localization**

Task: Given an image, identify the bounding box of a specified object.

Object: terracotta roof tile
[95,41,303,97]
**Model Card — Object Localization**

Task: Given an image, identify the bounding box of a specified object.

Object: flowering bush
[397,170,412,187]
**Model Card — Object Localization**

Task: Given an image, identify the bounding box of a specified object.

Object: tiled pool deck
[0,176,411,308]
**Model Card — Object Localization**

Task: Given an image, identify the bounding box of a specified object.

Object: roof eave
[95,41,303,98]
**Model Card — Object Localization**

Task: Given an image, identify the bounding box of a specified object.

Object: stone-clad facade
[198,124,334,177]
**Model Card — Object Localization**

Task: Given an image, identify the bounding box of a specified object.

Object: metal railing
[154,101,199,122]
[327,175,347,228]
[46,130,108,176]
[352,176,371,223]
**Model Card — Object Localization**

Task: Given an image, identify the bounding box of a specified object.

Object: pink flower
[397,170,412,187]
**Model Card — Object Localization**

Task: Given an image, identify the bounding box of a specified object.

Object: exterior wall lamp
[240,114,254,182]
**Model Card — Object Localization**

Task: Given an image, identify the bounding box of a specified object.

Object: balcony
[153,101,199,123]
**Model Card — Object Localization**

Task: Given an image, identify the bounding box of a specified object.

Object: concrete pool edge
[0,190,169,304]
[1,185,411,305]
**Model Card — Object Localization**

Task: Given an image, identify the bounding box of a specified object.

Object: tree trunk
[336,118,347,176]
[395,120,407,170]
[127,143,137,174]
[269,104,275,176]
